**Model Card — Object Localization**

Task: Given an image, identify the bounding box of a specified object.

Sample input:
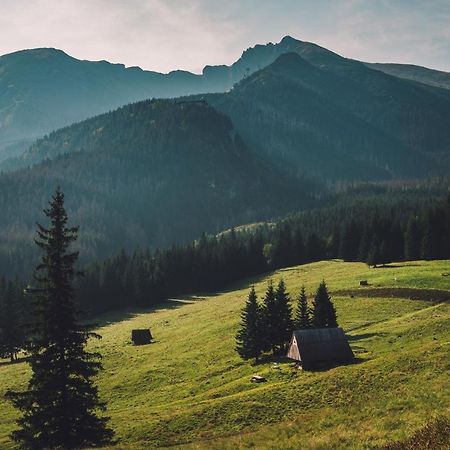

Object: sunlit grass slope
[0,260,449,449]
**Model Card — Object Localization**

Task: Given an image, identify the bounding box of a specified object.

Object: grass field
[0,260,449,449]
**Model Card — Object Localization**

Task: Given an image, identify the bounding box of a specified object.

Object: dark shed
[131,329,153,345]
[287,327,354,369]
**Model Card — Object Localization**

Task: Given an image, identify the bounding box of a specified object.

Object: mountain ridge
[2,36,450,162]
[5,49,450,179]
[205,51,450,180]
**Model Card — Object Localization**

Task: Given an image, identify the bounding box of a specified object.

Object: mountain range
[1,35,450,162]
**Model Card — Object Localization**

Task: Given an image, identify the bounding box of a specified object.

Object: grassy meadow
[0,260,449,449]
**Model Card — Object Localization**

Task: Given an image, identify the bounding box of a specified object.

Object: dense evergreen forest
[2,191,446,333]
[0,100,314,278]
[73,194,449,314]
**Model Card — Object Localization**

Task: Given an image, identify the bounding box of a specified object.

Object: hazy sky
[1,0,449,73]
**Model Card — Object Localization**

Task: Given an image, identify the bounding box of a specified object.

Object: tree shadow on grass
[348,332,386,341]
[85,297,200,329]
[376,263,422,268]
[87,272,273,329]
[304,356,367,373]
[253,354,292,366]
[0,356,29,367]
[189,270,278,299]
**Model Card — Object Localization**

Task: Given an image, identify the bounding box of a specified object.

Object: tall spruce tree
[5,189,113,449]
[262,281,278,354]
[274,279,293,351]
[312,280,338,328]
[294,285,311,329]
[235,286,263,362]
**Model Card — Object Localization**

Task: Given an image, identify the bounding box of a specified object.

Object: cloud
[0,0,449,72]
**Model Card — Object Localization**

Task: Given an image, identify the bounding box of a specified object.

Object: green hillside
[1,259,449,449]
[0,99,311,278]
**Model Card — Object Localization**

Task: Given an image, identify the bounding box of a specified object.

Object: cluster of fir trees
[277,197,450,269]
[235,280,338,362]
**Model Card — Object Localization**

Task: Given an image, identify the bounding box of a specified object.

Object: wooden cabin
[287,327,354,369]
[131,329,153,345]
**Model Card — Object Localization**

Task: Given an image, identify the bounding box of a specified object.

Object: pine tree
[294,285,311,329]
[235,286,263,362]
[261,281,277,354]
[274,279,293,351]
[311,280,338,328]
[6,189,113,449]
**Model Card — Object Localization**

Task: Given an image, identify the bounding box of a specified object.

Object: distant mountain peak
[2,47,70,60]
[280,35,301,45]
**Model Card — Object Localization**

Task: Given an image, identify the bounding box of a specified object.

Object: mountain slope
[1,260,448,449]
[8,46,450,180]
[0,99,312,276]
[367,62,450,90]
[206,52,450,180]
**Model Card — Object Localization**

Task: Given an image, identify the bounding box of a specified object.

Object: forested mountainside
[2,36,450,162]
[206,52,450,180]
[0,100,313,278]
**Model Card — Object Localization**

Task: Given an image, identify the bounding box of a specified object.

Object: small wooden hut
[287,327,353,369]
[131,329,153,345]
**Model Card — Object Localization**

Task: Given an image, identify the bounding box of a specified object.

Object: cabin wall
[287,341,301,361]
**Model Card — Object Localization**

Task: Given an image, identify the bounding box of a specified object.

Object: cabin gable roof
[288,327,354,364]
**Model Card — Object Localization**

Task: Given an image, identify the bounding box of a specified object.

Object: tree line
[1,196,448,322]
[236,280,337,361]
[75,195,450,313]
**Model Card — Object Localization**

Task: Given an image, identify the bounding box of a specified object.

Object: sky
[0,0,449,73]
